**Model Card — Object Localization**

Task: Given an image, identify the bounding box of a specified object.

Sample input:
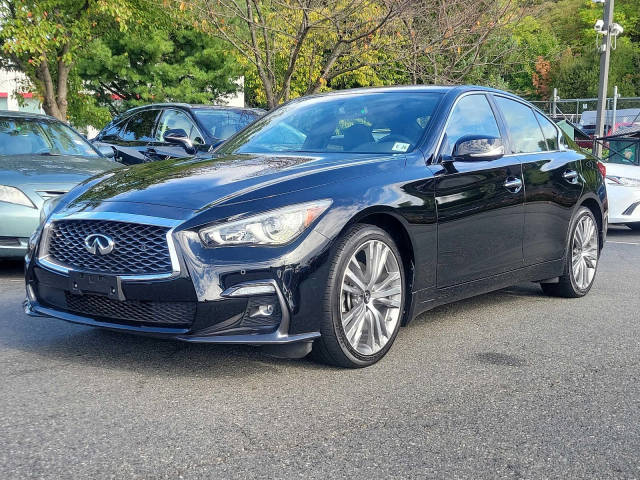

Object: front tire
[541,207,600,298]
[313,224,406,368]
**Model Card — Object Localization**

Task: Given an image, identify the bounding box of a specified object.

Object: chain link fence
[529,97,640,125]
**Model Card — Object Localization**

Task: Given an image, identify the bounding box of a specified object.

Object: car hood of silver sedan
[0,154,120,187]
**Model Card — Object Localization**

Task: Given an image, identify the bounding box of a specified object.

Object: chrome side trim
[48,211,181,227]
[37,211,183,281]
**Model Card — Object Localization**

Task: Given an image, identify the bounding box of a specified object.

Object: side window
[535,111,559,150]
[119,110,159,142]
[440,94,501,159]
[100,120,125,141]
[495,97,547,153]
[156,109,204,145]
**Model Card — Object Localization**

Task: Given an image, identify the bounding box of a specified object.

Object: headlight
[0,185,35,208]
[199,200,332,246]
[606,175,640,187]
[39,195,62,225]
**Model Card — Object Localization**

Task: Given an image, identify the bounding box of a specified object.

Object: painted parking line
[608,241,640,245]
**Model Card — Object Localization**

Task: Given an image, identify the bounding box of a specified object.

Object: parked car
[92,104,265,165]
[602,125,640,230]
[26,86,607,368]
[0,111,120,258]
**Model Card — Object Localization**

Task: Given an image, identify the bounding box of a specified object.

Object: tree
[181,0,408,109]
[394,0,523,85]
[73,25,241,124]
[0,0,136,120]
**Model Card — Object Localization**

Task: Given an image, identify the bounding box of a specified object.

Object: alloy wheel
[571,215,599,290]
[339,239,403,355]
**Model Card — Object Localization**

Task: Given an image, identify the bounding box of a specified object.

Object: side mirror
[452,135,504,161]
[164,128,196,154]
[96,145,115,158]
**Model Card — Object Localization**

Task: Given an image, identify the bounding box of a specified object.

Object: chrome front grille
[45,220,173,275]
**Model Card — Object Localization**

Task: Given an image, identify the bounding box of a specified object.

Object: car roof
[117,103,265,115]
[280,85,528,104]
[0,110,59,121]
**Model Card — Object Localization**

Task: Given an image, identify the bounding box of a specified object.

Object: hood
[69,153,396,211]
[0,154,120,187]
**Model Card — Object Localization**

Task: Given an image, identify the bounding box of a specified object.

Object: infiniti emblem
[84,233,115,255]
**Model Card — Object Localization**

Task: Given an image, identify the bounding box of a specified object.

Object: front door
[145,109,206,161]
[431,93,524,287]
[112,109,160,165]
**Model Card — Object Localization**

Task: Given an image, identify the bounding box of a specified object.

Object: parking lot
[0,227,639,479]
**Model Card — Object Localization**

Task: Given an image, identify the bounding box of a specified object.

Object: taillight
[597,161,606,178]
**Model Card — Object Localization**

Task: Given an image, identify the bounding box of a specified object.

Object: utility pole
[611,85,618,134]
[594,0,614,158]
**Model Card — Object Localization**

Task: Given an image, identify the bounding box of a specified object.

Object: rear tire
[626,223,640,231]
[540,207,600,298]
[312,224,406,368]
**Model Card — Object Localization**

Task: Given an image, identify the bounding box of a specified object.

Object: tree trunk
[36,60,63,120]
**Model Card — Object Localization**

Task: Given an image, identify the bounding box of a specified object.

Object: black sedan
[25,86,608,368]
[92,103,264,164]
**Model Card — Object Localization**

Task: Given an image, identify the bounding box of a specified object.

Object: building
[0,69,43,113]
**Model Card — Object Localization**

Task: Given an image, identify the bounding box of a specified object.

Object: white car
[605,162,640,230]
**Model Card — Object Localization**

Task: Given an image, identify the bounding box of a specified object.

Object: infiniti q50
[24,86,608,368]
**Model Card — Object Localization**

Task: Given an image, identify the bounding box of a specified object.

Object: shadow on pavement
[0,258,24,276]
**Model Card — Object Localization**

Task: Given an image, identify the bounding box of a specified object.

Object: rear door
[111,109,160,165]
[493,96,583,265]
[432,93,525,287]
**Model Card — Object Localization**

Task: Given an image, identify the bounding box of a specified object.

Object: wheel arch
[336,207,417,326]
[578,195,605,250]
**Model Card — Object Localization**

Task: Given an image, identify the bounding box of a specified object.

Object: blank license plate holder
[69,272,125,301]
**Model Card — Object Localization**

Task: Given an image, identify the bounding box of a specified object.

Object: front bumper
[0,237,28,258]
[607,184,640,225]
[0,201,39,258]
[24,265,320,346]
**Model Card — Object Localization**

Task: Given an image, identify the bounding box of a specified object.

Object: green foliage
[74,26,241,125]
[0,0,136,119]
[543,0,640,98]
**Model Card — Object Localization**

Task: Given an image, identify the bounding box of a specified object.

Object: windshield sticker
[391,142,410,152]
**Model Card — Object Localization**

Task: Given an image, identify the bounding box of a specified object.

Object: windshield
[0,118,99,157]
[193,109,260,141]
[219,92,442,155]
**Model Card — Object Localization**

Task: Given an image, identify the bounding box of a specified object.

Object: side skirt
[406,258,564,323]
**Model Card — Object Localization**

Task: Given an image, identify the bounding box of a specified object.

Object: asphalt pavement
[1,227,639,479]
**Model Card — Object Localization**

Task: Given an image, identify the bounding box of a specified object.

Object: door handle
[563,170,579,184]
[503,177,523,193]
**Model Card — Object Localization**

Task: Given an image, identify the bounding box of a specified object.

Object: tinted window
[440,94,501,159]
[0,118,98,157]
[495,97,547,153]
[156,109,204,145]
[119,110,159,142]
[219,93,442,155]
[100,120,124,141]
[193,110,258,140]
[535,112,559,150]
